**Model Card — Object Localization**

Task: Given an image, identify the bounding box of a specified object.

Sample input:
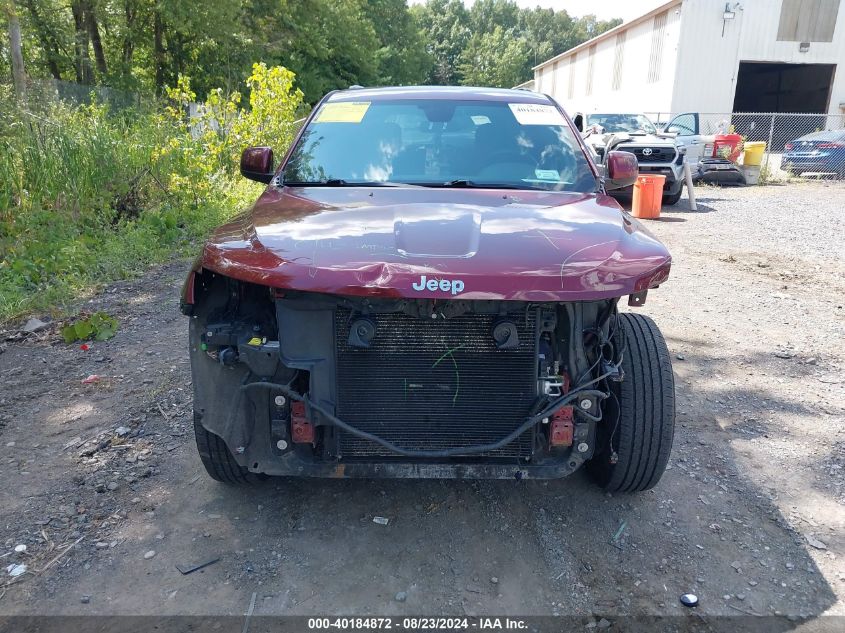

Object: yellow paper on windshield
[315,101,371,123]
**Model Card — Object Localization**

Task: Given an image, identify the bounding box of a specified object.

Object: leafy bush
[161,63,304,198]
[0,65,304,322]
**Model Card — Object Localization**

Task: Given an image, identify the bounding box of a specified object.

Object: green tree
[18,0,71,80]
[414,0,621,88]
[411,0,469,85]
[4,0,27,97]
[242,0,380,101]
[366,0,430,85]
[457,25,529,88]
[7,0,246,94]
[468,0,519,35]
[6,0,621,101]
[150,0,243,94]
[572,14,622,45]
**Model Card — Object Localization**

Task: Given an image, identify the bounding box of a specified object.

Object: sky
[408,0,669,23]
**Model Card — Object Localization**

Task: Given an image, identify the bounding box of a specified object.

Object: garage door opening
[733,62,835,113]
[732,62,836,144]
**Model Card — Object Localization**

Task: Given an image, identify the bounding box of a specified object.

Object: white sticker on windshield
[535,169,560,181]
[508,103,566,126]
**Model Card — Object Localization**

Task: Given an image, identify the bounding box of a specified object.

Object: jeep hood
[198,187,671,301]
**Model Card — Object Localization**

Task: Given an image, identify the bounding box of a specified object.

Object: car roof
[797,129,845,141]
[327,85,553,104]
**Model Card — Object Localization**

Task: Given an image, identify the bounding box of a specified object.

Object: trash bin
[741,165,761,185]
[742,141,766,166]
[713,133,743,163]
[631,174,666,219]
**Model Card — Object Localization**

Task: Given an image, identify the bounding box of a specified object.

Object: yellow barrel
[742,141,766,166]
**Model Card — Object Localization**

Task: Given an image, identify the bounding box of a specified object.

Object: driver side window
[666,113,697,135]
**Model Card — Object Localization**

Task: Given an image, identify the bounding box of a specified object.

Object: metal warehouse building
[532,0,845,120]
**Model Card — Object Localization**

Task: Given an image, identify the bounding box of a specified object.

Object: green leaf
[74,320,94,339]
[61,324,79,344]
[95,324,116,340]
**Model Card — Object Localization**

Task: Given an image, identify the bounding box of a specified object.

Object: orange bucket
[631,174,666,219]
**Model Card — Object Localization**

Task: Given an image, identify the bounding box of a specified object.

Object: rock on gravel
[22,318,48,333]
[806,536,828,550]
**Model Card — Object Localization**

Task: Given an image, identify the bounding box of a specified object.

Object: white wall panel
[534,1,682,115]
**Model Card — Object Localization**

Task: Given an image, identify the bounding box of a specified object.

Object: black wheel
[662,186,683,206]
[193,411,262,484]
[587,313,675,492]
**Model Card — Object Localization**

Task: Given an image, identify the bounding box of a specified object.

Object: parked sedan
[780,130,845,177]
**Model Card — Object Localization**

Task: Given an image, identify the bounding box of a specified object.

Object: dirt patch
[0,184,843,623]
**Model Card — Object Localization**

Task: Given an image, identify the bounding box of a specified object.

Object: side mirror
[604,150,638,190]
[240,146,274,183]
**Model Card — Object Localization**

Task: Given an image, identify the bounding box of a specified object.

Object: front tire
[587,313,675,492]
[193,411,262,484]
[662,186,683,206]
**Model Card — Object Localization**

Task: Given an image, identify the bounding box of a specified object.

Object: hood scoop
[394,204,481,259]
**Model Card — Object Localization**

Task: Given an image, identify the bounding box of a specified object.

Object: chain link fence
[710,112,843,181]
[20,78,145,111]
[646,111,845,182]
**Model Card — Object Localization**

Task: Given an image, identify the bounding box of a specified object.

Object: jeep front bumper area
[189,285,622,480]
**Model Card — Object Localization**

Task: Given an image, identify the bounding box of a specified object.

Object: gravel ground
[0,182,843,629]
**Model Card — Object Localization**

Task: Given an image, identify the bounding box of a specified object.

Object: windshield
[283,98,596,192]
[587,113,657,135]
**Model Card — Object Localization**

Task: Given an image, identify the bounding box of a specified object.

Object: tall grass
[0,78,281,322]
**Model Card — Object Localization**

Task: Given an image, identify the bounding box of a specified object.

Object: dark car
[181,86,675,492]
[780,129,845,177]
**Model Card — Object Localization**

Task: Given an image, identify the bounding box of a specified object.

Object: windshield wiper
[283,179,422,188]
[442,179,482,187]
[283,178,349,186]
[437,179,547,191]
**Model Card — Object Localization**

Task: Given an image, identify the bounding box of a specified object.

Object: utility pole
[4,0,27,100]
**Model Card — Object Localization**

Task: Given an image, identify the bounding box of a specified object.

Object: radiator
[334,308,539,459]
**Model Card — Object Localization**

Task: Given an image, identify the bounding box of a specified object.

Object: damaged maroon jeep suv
[181,86,675,492]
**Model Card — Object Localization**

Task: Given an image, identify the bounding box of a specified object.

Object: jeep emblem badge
[642,148,653,156]
[411,275,465,295]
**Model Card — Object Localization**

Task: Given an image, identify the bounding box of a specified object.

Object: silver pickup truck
[573,112,686,206]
